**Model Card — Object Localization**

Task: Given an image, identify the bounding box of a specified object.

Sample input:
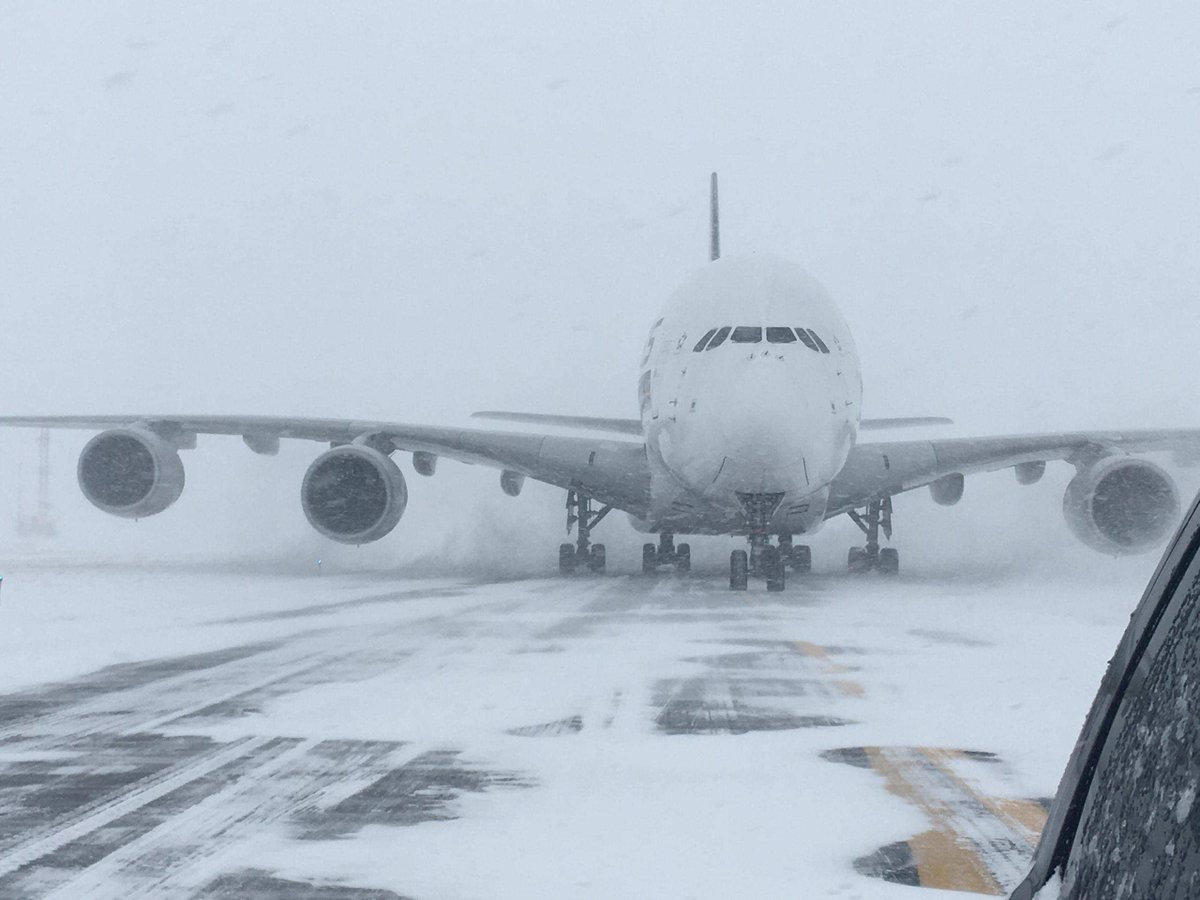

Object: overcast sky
[1,1,1198,569]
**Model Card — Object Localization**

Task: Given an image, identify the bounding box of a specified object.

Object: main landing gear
[559,490,612,575]
[643,532,691,575]
[846,497,900,575]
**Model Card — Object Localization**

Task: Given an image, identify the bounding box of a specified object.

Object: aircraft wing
[0,414,653,516]
[827,428,1200,516]
[470,410,952,435]
[471,411,644,435]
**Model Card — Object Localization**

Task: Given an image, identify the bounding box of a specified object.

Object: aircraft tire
[878,547,899,575]
[589,544,606,573]
[642,543,658,574]
[730,550,749,590]
[848,547,870,574]
[764,546,785,591]
[675,543,691,574]
[559,543,577,574]
[790,545,812,573]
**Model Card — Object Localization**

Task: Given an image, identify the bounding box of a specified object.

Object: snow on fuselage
[636,255,862,535]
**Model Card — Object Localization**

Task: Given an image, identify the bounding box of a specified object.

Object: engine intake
[301,445,407,544]
[77,427,185,518]
[1063,456,1180,555]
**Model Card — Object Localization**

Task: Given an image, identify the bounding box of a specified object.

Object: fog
[2,1,1198,578]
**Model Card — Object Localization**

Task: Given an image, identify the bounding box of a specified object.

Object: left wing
[828,428,1200,516]
[0,414,652,516]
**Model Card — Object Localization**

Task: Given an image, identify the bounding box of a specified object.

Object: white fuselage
[636,255,862,535]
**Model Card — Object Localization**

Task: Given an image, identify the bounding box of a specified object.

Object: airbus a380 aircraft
[4,175,1198,590]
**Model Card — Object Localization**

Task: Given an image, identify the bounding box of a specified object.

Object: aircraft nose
[660,354,826,494]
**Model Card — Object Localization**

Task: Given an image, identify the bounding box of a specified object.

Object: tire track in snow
[0,578,589,897]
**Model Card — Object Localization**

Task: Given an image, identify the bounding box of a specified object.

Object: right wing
[0,414,653,516]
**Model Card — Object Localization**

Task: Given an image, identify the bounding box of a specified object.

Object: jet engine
[77,427,185,518]
[1063,456,1180,555]
[301,444,407,544]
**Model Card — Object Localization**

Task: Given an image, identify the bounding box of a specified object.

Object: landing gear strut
[847,497,900,575]
[727,493,810,592]
[559,490,612,575]
[643,532,691,575]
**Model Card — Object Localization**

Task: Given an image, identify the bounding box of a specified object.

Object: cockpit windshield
[806,329,830,353]
[730,326,763,343]
[794,328,819,351]
[705,326,731,349]
[691,325,831,352]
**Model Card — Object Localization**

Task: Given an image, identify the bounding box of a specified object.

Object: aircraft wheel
[589,544,607,573]
[848,547,871,575]
[559,543,577,575]
[878,547,899,576]
[790,544,812,573]
[730,550,749,591]
[675,543,691,574]
[764,546,786,592]
[642,543,658,574]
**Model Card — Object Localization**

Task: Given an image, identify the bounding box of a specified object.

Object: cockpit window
[693,328,718,352]
[766,327,796,344]
[807,329,830,353]
[730,326,762,343]
[794,328,819,351]
[705,326,731,349]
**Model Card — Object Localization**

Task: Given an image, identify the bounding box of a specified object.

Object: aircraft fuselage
[634,255,862,535]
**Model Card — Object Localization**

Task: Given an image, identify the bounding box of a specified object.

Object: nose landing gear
[728,493,811,591]
[558,490,612,575]
[643,532,691,575]
[730,537,796,591]
[847,497,900,575]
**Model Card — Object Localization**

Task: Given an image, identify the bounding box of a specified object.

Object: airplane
[2,174,1198,591]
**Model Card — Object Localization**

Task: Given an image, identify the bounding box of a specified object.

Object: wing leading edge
[0,414,652,517]
[470,410,953,435]
[828,428,1200,516]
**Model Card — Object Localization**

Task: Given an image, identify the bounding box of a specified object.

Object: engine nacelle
[412,452,437,477]
[1063,456,1180,555]
[301,445,408,544]
[500,470,525,497]
[930,473,964,506]
[77,427,185,518]
[1015,460,1046,485]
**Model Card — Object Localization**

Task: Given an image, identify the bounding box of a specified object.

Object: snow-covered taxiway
[0,559,1153,899]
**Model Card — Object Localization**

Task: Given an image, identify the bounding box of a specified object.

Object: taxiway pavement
[0,561,1149,898]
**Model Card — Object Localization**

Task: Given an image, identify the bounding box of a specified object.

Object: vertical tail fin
[709,172,720,261]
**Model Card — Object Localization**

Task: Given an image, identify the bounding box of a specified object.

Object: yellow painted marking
[864,747,1005,895]
[984,797,1047,842]
[908,828,1001,895]
[833,679,865,698]
[792,640,864,696]
[921,748,1047,843]
[792,640,851,672]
